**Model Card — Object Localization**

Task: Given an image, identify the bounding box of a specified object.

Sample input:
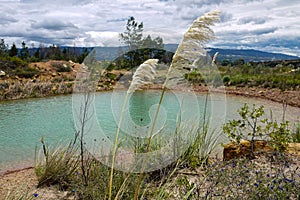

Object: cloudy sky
[0,0,299,56]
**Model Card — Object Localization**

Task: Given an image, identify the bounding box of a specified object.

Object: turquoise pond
[0,90,299,173]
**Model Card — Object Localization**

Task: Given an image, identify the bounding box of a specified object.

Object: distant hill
[164,44,299,62]
[26,44,299,62]
[207,48,299,62]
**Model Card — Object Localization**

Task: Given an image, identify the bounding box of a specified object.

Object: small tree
[9,43,18,57]
[20,41,29,60]
[76,47,89,63]
[49,44,63,60]
[141,35,164,49]
[120,16,144,51]
[223,104,292,157]
[223,104,266,157]
[0,38,8,58]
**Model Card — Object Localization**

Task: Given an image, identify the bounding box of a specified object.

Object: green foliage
[181,125,221,168]
[291,122,300,143]
[184,70,204,83]
[118,16,165,71]
[51,62,71,72]
[9,56,27,67]
[35,138,79,189]
[14,67,39,78]
[141,34,164,49]
[221,59,232,66]
[233,58,245,66]
[20,41,29,60]
[9,43,18,57]
[114,48,170,70]
[267,121,291,152]
[222,75,230,84]
[120,16,164,50]
[0,38,90,67]
[48,44,64,60]
[223,104,265,145]
[106,72,117,80]
[106,62,116,71]
[71,160,139,199]
[76,47,89,64]
[0,38,8,58]
[223,104,293,154]
[219,61,300,89]
[176,176,195,193]
[120,16,144,51]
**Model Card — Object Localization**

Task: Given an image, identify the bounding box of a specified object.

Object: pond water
[0,90,299,173]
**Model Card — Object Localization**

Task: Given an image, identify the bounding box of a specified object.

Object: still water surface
[0,91,299,173]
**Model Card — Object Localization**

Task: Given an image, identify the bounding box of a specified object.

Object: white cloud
[0,0,299,56]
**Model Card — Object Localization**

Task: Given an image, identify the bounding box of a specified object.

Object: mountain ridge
[29,44,298,62]
[164,44,299,62]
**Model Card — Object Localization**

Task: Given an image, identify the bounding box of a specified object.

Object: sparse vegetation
[51,61,71,72]
[223,104,292,155]
[184,59,300,90]
[2,9,300,200]
[292,121,300,143]
[31,103,299,199]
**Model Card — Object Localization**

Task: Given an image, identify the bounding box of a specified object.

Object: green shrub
[106,72,117,80]
[222,75,230,84]
[267,121,291,152]
[15,67,39,78]
[51,62,71,72]
[9,56,27,67]
[292,122,300,142]
[35,138,79,189]
[223,104,265,145]
[107,62,116,71]
[218,61,300,89]
[223,104,292,155]
[184,70,204,83]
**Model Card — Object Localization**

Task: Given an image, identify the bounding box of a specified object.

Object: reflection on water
[0,91,299,173]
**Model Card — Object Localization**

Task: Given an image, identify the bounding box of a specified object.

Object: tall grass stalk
[108,92,128,200]
[108,59,158,200]
[133,10,221,199]
[133,88,166,199]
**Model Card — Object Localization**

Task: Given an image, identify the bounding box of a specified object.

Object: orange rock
[223,141,300,160]
[287,143,300,156]
[223,140,274,160]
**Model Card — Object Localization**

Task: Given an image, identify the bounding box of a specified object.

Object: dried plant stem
[203,92,209,133]
[110,59,158,199]
[80,92,91,186]
[133,85,167,200]
[109,93,129,200]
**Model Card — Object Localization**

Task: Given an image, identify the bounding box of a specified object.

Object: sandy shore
[0,167,73,199]
[190,85,300,108]
[145,84,300,108]
[223,86,300,108]
[0,167,36,198]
